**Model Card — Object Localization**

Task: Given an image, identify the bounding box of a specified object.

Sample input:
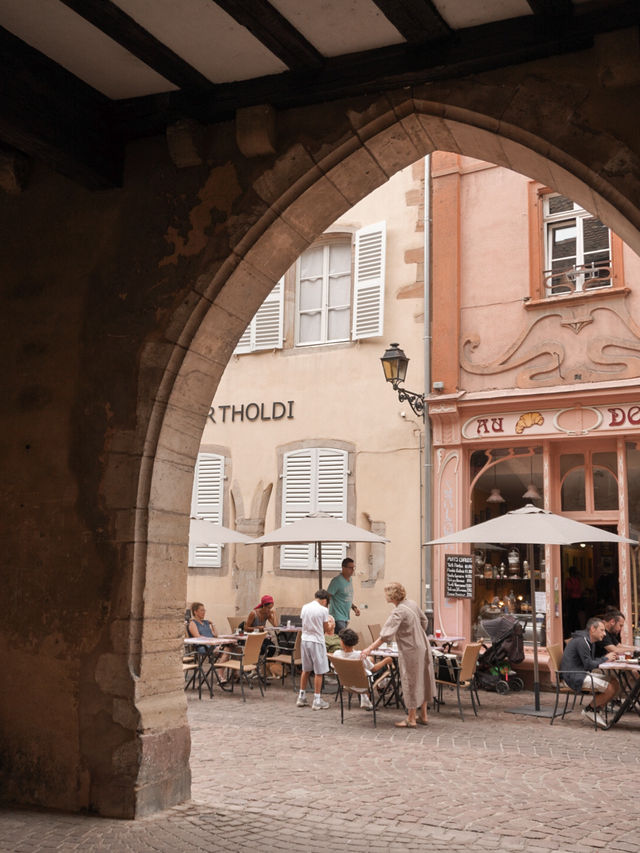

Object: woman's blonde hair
[384,582,406,604]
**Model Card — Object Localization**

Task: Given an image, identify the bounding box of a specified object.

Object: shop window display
[470,448,545,644]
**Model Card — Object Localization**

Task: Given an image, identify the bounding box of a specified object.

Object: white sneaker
[581,708,595,724]
[296,695,308,707]
[594,711,608,729]
[312,697,330,710]
[360,695,374,710]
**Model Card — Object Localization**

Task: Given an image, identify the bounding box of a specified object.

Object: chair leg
[239,663,246,702]
[469,679,478,716]
[369,686,377,728]
[455,679,465,721]
[550,681,561,725]
[338,683,344,724]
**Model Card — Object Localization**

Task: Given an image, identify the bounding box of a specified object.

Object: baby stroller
[476,614,525,694]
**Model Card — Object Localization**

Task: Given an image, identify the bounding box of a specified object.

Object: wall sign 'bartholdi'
[208,401,294,424]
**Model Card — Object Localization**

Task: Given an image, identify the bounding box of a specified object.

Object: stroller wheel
[495,680,509,695]
[509,676,525,692]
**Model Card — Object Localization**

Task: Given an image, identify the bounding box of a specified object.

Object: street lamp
[380,343,425,417]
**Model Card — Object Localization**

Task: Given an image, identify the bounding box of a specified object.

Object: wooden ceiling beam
[113,2,640,138]
[370,0,451,43]
[211,0,324,71]
[0,26,122,189]
[58,0,212,91]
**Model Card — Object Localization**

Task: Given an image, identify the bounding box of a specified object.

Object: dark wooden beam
[58,0,212,91]
[526,0,572,16]
[113,0,640,139]
[370,0,451,43]
[211,0,324,71]
[0,26,122,189]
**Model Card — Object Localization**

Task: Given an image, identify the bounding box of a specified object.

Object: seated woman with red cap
[245,594,278,659]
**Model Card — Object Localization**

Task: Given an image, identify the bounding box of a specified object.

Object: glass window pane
[593,467,618,510]
[299,279,322,311]
[299,246,323,281]
[328,242,351,275]
[583,217,609,253]
[548,195,574,214]
[299,312,321,343]
[327,307,350,341]
[551,224,577,260]
[328,272,350,307]
[593,452,617,476]
[560,454,584,478]
[562,468,586,511]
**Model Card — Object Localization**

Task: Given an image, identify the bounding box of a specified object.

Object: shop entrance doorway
[561,528,619,638]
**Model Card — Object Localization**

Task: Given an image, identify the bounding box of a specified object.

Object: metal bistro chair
[435,642,481,721]
[368,624,381,642]
[546,643,601,731]
[227,615,243,632]
[328,654,378,728]
[269,631,302,690]
[214,632,266,702]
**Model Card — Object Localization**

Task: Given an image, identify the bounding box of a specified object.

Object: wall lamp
[380,343,425,418]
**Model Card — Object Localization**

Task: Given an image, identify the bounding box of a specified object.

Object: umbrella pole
[528,542,541,711]
[317,542,323,590]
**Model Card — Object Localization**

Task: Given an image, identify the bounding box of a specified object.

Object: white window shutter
[281,449,314,569]
[281,448,348,570]
[254,278,284,350]
[234,278,284,354]
[189,453,224,567]
[352,221,385,340]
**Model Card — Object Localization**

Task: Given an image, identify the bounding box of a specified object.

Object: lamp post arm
[390,380,425,418]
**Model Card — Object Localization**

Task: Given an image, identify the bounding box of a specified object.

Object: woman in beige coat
[361,582,436,727]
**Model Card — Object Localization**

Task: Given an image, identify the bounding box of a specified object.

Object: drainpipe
[423,154,434,629]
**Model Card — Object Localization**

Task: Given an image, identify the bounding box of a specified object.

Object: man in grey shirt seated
[560,616,619,729]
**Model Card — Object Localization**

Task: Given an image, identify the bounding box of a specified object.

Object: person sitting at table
[560,616,620,729]
[188,602,231,669]
[324,615,342,655]
[332,628,392,710]
[245,594,277,659]
[595,610,635,656]
[360,582,435,728]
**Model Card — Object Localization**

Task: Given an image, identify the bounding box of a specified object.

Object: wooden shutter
[234,278,283,354]
[189,452,224,567]
[352,221,385,340]
[281,448,348,570]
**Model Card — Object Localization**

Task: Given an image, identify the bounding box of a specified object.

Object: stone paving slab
[2,680,639,852]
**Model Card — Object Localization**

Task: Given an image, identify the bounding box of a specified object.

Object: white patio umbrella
[427,504,637,714]
[189,517,255,545]
[254,512,389,588]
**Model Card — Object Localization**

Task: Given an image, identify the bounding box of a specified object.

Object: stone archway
[4,48,640,819]
[139,83,640,815]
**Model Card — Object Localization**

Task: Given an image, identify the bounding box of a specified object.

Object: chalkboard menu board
[445,554,473,599]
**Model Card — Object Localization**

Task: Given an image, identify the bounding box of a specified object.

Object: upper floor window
[234,278,284,354]
[295,222,386,346]
[189,452,225,567]
[543,194,612,296]
[280,447,348,570]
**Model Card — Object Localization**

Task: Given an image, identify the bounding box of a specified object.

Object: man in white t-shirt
[297,589,331,710]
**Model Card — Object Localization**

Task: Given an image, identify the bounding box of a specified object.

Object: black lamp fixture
[380,343,425,417]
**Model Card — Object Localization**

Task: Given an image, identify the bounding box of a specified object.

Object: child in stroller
[476,614,525,693]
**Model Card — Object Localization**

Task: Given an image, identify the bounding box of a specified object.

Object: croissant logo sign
[515,412,545,434]
[462,410,548,439]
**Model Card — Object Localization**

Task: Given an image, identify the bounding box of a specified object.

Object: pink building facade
[429,153,640,654]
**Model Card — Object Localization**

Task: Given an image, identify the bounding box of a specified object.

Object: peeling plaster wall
[3,42,640,816]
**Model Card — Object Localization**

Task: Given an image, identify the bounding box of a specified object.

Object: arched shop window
[470,447,543,520]
[560,450,618,513]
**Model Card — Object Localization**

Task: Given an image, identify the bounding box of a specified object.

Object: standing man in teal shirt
[327,558,360,631]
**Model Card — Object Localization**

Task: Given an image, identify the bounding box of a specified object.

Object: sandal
[394,719,417,728]
[417,718,428,726]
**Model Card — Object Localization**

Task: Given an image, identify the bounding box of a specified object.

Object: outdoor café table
[371,646,406,710]
[428,635,466,653]
[184,636,229,698]
[599,659,640,728]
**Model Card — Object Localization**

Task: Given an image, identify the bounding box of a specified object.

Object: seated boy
[332,628,392,710]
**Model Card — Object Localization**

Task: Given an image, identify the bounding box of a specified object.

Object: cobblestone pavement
[2,678,640,852]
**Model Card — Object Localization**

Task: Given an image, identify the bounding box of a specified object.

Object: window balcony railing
[543,261,613,296]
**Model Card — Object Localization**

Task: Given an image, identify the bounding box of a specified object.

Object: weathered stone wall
[2,40,640,817]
